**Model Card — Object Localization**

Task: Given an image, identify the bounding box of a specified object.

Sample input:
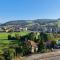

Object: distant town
[0,19,60,33]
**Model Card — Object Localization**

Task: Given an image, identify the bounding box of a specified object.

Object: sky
[0,0,60,23]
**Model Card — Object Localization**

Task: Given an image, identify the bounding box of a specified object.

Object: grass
[0,31,30,39]
[0,33,9,39]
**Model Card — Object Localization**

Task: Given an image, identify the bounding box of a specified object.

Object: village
[0,22,60,33]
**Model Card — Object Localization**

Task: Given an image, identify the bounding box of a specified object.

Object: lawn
[0,31,30,39]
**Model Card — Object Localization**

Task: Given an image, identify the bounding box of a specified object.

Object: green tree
[38,40,45,53]
[3,49,11,60]
[15,34,20,40]
[18,42,31,56]
[40,32,48,42]
[28,32,36,41]
[8,34,11,40]
[47,33,54,40]
[51,40,56,48]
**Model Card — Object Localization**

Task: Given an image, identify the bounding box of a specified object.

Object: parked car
[54,44,60,49]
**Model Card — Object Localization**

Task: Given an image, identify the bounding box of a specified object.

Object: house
[27,40,38,53]
[19,27,27,31]
[0,28,4,32]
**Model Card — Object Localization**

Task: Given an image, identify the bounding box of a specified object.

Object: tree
[8,35,11,40]
[28,32,37,42]
[15,34,32,56]
[40,32,48,42]
[15,34,20,40]
[47,33,54,41]
[15,42,31,56]
[21,43,31,56]
[3,49,11,60]
[51,40,56,49]
[38,40,45,53]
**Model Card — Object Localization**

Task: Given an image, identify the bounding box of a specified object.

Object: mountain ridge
[0,19,59,26]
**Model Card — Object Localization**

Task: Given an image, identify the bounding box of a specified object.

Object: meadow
[0,31,30,39]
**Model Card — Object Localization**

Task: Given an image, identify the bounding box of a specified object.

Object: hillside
[1,19,58,26]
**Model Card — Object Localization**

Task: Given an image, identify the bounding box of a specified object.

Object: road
[12,55,60,60]
[12,49,60,60]
[40,56,60,60]
[23,49,60,60]
[23,54,60,60]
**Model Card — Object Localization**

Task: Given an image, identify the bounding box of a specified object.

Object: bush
[51,40,56,48]
[20,43,31,56]
[40,32,48,42]
[38,40,45,53]
[8,35,11,40]
[15,34,20,40]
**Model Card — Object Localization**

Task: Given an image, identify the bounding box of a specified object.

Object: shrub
[51,40,56,48]
[38,40,45,53]
[8,35,11,40]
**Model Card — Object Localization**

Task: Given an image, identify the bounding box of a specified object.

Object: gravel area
[23,50,60,60]
[40,56,60,60]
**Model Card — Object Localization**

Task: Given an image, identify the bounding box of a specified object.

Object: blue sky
[0,0,60,23]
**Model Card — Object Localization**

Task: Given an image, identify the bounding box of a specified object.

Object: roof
[28,40,37,47]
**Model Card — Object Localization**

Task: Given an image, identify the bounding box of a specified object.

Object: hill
[1,19,58,26]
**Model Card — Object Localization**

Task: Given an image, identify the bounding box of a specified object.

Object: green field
[0,31,30,39]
